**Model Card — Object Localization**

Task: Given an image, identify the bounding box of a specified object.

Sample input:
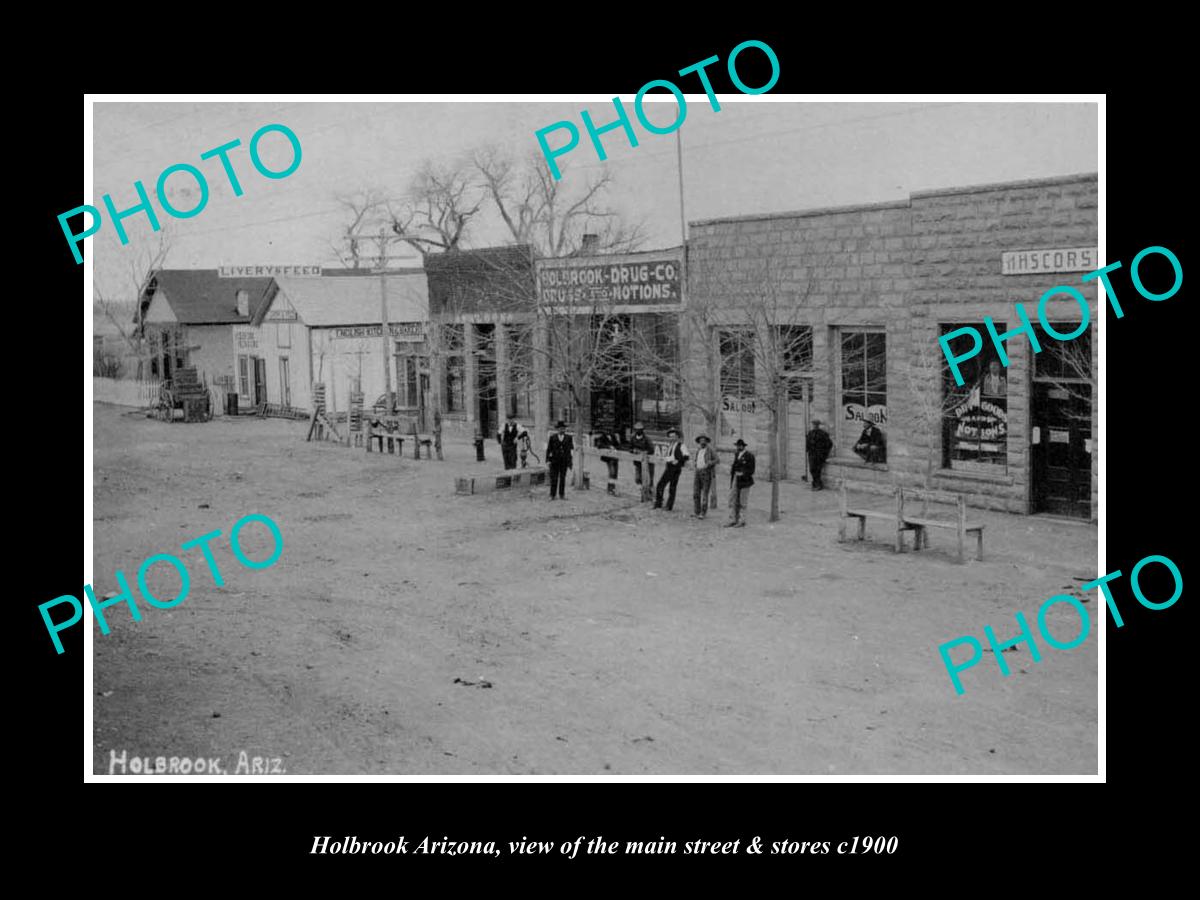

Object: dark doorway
[1031,384,1093,518]
[1031,323,1094,519]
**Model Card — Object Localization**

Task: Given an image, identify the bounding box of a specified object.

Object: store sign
[538,259,681,306]
[234,329,259,350]
[843,403,888,426]
[722,396,757,414]
[331,323,424,340]
[219,265,322,278]
[265,309,299,322]
[952,395,1007,442]
[1001,248,1097,276]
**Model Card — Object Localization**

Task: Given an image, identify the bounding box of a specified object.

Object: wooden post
[894,487,904,553]
[838,479,847,542]
[956,495,966,564]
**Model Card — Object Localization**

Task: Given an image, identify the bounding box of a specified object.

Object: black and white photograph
[82,95,1102,778]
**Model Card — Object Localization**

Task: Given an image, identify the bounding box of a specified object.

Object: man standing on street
[545,420,574,501]
[654,427,690,511]
[628,421,655,492]
[725,439,756,527]
[691,434,719,519]
[806,419,833,490]
[498,415,519,471]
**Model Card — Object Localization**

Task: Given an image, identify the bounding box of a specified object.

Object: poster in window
[949,385,1007,471]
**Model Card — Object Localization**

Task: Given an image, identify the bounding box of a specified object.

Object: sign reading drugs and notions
[538,260,681,305]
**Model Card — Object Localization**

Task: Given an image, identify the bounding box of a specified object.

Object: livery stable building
[684,172,1098,520]
[137,269,277,389]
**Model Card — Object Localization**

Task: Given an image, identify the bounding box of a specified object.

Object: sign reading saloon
[539,260,681,306]
[1001,248,1097,276]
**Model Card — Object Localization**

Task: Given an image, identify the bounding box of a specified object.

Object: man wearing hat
[691,434,719,518]
[725,439,756,527]
[628,421,655,493]
[653,427,689,511]
[545,420,574,501]
[497,414,520,471]
[806,419,833,490]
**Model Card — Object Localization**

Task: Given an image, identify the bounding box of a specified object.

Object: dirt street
[91,402,1098,774]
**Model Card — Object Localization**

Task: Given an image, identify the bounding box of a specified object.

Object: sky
[90,98,1098,304]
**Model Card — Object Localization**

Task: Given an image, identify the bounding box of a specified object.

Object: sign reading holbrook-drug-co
[538,259,681,306]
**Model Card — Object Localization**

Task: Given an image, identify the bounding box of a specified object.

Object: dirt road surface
[91,403,1098,774]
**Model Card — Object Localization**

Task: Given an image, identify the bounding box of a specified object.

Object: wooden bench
[899,487,985,564]
[580,446,656,501]
[456,466,548,495]
[838,479,914,551]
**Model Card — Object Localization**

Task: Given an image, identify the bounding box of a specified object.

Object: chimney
[580,233,599,256]
[236,289,250,317]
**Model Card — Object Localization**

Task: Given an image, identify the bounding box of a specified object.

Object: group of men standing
[502,414,840,520]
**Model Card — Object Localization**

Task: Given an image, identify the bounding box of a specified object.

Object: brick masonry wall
[685,174,1099,517]
[909,175,1098,517]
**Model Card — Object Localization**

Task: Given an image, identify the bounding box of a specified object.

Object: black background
[18,21,1187,883]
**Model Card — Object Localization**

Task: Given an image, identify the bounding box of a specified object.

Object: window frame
[835,326,888,463]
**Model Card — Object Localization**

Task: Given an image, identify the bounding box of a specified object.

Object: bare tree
[473,147,648,258]
[905,324,974,511]
[389,159,484,257]
[94,228,172,378]
[681,239,823,522]
[330,188,392,268]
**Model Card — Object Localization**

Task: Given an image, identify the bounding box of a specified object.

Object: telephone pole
[348,227,410,412]
[377,227,393,410]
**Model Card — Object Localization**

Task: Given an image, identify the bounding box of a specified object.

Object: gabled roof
[138,269,276,325]
[260,272,429,327]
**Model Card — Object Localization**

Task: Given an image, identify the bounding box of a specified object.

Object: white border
[83,93,1104,783]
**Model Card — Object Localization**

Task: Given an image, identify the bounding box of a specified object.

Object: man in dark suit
[545,420,574,501]
[628,421,655,489]
[806,419,833,490]
[654,427,690,511]
[725,439,756,527]
[497,415,520,470]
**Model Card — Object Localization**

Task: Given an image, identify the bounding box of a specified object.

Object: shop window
[238,355,250,397]
[777,325,813,399]
[1034,322,1093,382]
[277,322,291,348]
[838,329,887,462]
[941,323,1008,472]
[507,324,535,421]
[719,329,755,398]
[442,324,465,413]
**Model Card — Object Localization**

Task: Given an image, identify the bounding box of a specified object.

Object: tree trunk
[768,401,781,523]
[574,418,586,489]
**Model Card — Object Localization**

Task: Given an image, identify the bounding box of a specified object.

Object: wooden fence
[93,377,230,417]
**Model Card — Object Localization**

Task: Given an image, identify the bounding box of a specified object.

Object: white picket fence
[92,377,229,417]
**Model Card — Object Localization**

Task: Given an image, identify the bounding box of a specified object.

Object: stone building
[684,173,1098,519]
[424,243,686,449]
